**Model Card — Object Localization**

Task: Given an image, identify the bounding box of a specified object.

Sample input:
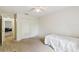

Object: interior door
[0,16,2,45]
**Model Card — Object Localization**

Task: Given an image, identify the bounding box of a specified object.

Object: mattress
[45,34,79,52]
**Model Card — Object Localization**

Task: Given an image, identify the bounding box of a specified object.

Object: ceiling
[0,6,69,17]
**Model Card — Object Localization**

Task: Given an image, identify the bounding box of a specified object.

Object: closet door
[0,16,2,45]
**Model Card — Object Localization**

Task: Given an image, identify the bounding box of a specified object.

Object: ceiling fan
[25,6,46,15]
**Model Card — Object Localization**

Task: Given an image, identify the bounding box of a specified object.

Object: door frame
[0,15,2,45]
[14,14,17,40]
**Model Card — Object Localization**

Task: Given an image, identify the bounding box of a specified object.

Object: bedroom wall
[0,11,39,41]
[5,21,12,28]
[39,7,79,37]
[16,14,39,41]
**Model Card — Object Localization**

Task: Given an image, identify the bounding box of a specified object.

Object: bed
[5,28,12,32]
[45,34,79,52]
[5,28,12,36]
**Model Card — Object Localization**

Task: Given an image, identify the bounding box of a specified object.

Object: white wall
[5,21,12,28]
[39,7,79,37]
[0,11,39,41]
[16,14,39,41]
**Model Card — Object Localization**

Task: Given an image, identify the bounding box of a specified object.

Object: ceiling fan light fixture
[30,6,45,13]
[35,8,41,13]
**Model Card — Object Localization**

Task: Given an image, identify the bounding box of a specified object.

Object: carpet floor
[0,37,53,52]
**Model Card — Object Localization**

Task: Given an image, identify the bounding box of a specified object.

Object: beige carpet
[0,37,53,52]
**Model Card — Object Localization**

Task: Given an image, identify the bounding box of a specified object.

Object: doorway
[2,15,16,44]
[5,20,13,42]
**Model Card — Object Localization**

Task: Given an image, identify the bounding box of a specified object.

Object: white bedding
[45,34,79,52]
